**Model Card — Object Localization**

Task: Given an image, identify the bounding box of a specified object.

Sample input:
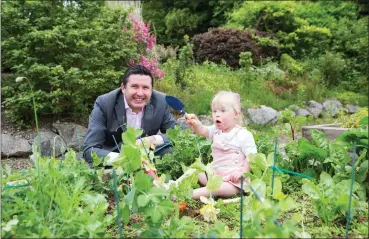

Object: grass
[156,61,367,117]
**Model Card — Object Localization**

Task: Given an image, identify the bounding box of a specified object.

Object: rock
[247,105,279,125]
[305,100,323,118]
[176,117,189,130]
[32,130,67,157]
[344,104,360,114]
[288,105,300,112]
[52,122,87,151]
[296,108,311,117]
[1,134,32,157]
[322,99,343,117]
[198,115,213,126]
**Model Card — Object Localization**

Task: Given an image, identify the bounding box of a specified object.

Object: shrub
[1,1,138,126]
[152,44,178,63]
[279,54,303,75]
[335,92,368,107]
[192,28,279,68]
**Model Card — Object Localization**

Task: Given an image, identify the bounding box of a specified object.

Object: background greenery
[1,0,368,127]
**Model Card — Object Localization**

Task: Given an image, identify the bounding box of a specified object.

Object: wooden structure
[302,123,349,141]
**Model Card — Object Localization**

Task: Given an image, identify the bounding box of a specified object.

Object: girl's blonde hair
[211,91,244,126]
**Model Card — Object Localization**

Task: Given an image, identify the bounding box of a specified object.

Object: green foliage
[302,173,364,224]
[342,107,369,128]
[335,92,368,107]
[173,35,194,89]
[279,53,303,75]
[142,0,242,45]
[226,1,367,92]
[164,8,204,46]
[1,0,137,126]
[318,51,346,87]
[155,126,211,180]
[152,44,178,63]
[2,150,112,238]
[278,108,312,140]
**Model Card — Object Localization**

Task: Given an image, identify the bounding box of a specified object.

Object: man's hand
[136,136,156,147]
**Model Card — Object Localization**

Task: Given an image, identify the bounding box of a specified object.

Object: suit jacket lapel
[114,92,127,132]
[142,103,153,136]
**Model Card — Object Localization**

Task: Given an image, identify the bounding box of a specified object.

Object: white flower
[199,196,220,222]
[15,76,26,83]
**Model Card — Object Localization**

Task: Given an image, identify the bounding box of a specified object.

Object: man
[83,65,176,165]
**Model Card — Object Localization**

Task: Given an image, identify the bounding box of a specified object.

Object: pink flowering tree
[126,14,165,79]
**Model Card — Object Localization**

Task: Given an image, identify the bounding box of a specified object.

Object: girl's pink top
[207,125,257,190]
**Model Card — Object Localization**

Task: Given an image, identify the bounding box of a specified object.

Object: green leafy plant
[156,125,211,180]
[302,172,363,224]
[278,108,312,140]
[2,150,111,238]
[1,0,137,126]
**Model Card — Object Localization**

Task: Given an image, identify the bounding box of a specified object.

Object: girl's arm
[185,114,209,138]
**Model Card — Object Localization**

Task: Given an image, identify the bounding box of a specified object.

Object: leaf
[86,221,102,232]
[91,152,103,167]
[271,178,286,200]
[189,157,206,172]
[122,145,141,174]
[137,194,150,207]
[301,179,320,199]
[122,127,143,146]
[356,160,368,183]
[123,183,136,205]
[359,116,368,126]
[311,129,329,150]
[279,197,297,212]
[291,213,303,223]
[250,179,266,201]
[148,186,168,198]
[255,153,269,171]
[121,204,130,225]
[134,170,153,191]
[110,154,124,168]
[144,199,174,223]
[319,172,335,193]
[82,193,108,211]
[206,174,223,191]
[157,200,175,215]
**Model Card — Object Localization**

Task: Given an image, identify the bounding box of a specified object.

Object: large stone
[198,115,213,126]
[296,108,311,117]
[247,105,279,125]
[322,99,343,117]
[305,100,323,118]
[32,130,67,157]
[344,104,360,114]
[1,134,32,157]
[52,122,87,151]
[176,117,190,130]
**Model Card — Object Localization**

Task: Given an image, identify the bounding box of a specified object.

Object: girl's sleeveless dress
[210,125,250,190]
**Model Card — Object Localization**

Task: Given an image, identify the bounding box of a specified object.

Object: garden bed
[302,123,348,141]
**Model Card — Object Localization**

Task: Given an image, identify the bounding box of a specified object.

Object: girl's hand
[230,171,244,183]
[185,113,200,127]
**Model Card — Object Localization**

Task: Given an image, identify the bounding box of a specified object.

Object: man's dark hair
[122,65,154,87]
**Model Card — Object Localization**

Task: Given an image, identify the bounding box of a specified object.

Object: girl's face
[211,104,239,132]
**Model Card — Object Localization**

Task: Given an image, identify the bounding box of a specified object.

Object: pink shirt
[123,95,164,145]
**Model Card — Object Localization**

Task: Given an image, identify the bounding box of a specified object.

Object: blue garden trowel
[165,95,188,116]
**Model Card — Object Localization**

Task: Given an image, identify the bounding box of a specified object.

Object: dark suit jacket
[83,88,176,163]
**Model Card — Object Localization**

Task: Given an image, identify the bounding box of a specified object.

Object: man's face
[121,74,153,113]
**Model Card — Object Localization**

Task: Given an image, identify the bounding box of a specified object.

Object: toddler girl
[185,91,257,199]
